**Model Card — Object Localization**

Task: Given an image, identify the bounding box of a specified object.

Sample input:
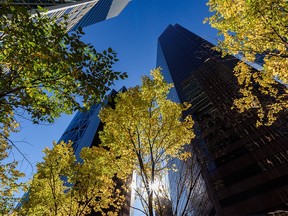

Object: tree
[18,141,125,216]
[0,141,26,215]
[0,3,126,210]
[205,0,288,125]
[0,3,126,127]
[99,68,195,216]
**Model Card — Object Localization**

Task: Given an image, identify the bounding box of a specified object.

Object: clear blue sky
[11,0,218,180]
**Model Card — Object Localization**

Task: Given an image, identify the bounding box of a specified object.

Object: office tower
[157,24,288,215]
[59,87,125,158]
[58,100,102,160]
[58,87,130,216]
[70,0,130,31]
[10,0,130,32]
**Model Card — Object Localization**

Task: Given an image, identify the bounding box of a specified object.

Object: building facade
[157,24,288,215]
[10,0,130,31]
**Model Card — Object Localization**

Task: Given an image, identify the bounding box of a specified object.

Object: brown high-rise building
[157,24,288,215]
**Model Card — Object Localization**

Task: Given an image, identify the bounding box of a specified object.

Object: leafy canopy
[99,68,195,216]
[0,142,26,215]
[0,3,126,212]
[0,3,127,127]
[205,0,288,125]
[18,141,125,216]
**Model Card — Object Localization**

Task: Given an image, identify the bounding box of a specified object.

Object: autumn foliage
[18,142,125,216]
[206,0,288,125]
[99,69,195,215]
[0,4,126,213]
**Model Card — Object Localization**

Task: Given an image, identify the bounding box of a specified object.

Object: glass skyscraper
[10,0,130,32]
[157,24,288,215]
[58,102,102,160]
[59,87,125,159]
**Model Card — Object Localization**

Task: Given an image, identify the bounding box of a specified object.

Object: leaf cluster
[206,0,288,125]
[0,141,26,215]
[0,3,127,212]
[0,4,126,125]
[99,68,195,215]
[18,141,125,216]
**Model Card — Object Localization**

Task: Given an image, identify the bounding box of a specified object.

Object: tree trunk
[148,192,154,216]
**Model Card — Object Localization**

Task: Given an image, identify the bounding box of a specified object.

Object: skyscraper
[157,24,288,215]
[59,87,125,159]
[10,0,130,32]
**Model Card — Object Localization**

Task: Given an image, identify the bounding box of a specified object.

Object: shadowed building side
[157,24,288,215]
[70,0,130,31]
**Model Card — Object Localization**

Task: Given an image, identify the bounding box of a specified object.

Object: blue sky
[11,0,218,180]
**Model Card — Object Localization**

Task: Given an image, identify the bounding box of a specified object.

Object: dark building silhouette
[155,197,173,216]
[157,24,288,215]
